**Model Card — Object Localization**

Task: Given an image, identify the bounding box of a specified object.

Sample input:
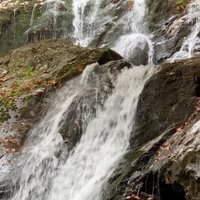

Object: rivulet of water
[29,3,38,26]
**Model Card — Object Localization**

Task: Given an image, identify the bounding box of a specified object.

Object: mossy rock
[0,39,122,125]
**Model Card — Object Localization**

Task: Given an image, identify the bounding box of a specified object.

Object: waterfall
[170,0,200,61]
[10,77,82,200]
[8,1,156,199]
[72,0,153,63]
[10,64,155,200]
[72,0,102,46]
[111,0,153,63]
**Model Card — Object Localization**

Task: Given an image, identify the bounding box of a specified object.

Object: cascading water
[13,8,17,43]
[111,0,153,63]
[72,0,153,63]
[48,66,154,200]
[170,0,200,61]
[10,64,155,200]
[72,0,102,46]
[10,77,81,200]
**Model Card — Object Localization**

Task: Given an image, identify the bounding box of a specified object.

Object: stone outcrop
[148,0,192,63]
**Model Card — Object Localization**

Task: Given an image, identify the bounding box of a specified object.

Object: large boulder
[132,56,200,147]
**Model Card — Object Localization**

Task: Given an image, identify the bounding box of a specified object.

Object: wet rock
[26,0,74,43]
[146,0,192,63]
[59,60,131,149]
[128,40,149,66]
[132,56,200,147]
[153,15,191,63]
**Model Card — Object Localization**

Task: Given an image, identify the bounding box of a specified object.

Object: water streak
[13,8,17,42]
[29,3,38,26]
[11,77,81,200]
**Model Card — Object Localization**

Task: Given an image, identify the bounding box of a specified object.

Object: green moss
[34,7,42,19]
[0,64,36,123]
[176,0,186,5]
[14,66,35,79]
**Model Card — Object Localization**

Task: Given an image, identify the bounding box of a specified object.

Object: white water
[11,77,81,200]
[10,65,155,200]
[72,0,153,63]
[113,33,153,64]
[29,3,38,26]
[170,0,200,61]
[72,0,102,46]
[111,0,153,62]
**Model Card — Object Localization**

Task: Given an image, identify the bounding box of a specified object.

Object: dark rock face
[146,0,177,32]
[132,57,200,147]
[103,55,200,200]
